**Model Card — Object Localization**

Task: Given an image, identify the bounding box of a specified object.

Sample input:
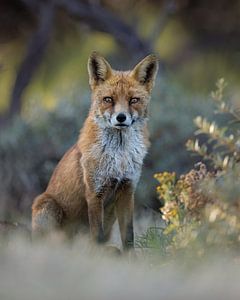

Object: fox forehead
[92,71,150,100]
[106,71,133,86]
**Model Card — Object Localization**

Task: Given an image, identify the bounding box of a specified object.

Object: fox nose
[116,113,127,123]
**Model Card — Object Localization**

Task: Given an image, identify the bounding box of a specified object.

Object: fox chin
[32,51,159,250]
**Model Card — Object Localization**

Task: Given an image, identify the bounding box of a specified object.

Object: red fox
[32,52,158,250]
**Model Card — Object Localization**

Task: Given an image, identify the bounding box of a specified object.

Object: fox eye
[103,97,114,104]
[129,97,140,105]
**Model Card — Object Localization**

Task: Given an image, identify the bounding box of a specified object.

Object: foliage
[141,79,240,262]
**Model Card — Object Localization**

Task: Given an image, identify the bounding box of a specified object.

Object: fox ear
[88,52,112,86]
[131,54,159,91]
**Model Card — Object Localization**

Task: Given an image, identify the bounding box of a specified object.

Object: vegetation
[138,79,240,263]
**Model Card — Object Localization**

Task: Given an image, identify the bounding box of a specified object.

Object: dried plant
[143,79,240,260]
[186,78,240,170]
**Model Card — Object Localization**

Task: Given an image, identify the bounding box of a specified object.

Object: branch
[58,0,152,59]
[0,1,55,126]
[149,0,177,46]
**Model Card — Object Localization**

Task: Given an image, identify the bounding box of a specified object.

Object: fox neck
[99,125,144,151]
[78,115,148,191]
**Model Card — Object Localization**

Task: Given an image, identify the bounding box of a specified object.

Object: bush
[139,79,240,262]
[0,91,90,221]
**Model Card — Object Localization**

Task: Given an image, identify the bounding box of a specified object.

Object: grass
[0,234,239,300]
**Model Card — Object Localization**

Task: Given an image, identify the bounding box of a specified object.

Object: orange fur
[32,52,158,249]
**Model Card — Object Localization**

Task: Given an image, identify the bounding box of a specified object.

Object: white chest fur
[90,126,147,192]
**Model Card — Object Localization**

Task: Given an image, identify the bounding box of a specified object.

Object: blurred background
[0,0,240,222]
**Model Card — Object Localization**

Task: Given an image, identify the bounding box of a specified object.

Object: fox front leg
[86,190,105,243]
[115,182,134,250]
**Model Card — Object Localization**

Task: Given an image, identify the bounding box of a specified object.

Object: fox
[32,52,158,250]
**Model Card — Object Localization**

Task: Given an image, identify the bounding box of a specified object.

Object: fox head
[88,52,158,129]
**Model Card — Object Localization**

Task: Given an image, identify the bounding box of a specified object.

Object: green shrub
[0,91,90,221]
